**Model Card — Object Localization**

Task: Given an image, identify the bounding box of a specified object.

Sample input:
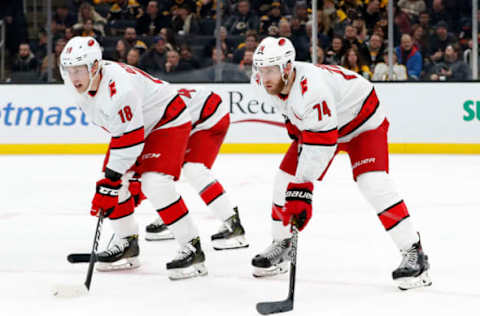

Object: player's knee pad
[141,172,179,208]
[273,169,296,205]
[182,162,213,191]
[356,171,402,211]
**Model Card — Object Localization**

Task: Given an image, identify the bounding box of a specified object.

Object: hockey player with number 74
[60,36,208,280]
[250,37,432,290]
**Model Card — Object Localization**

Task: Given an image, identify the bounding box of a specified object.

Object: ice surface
[1,154,479,316]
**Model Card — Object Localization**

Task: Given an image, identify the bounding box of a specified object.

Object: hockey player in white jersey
[60,36,206,280]
[250,37,431,290]
[132,87,249,250]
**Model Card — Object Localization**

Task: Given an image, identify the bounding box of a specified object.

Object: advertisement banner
[0,83,479,152]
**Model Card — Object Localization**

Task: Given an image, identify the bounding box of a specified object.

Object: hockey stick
[256,225,298,315]
[67,234,115,263]
[53,210,105,298]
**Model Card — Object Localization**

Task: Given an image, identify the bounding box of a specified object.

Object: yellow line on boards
[0,143,479,154]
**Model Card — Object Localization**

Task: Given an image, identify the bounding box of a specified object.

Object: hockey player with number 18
[60,36,206,280]
[250,37,432,290]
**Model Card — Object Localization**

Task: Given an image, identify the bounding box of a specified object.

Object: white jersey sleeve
[295,89,338,183]
[105,88,145,175]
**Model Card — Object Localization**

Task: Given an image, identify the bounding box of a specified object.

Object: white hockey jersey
[71,61,190,175]
[251,62,386,182]
[177,87,228,133]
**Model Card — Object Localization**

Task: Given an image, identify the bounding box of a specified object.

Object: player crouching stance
[139,88,249,250]
[60,36,206,280]
[250,37,431,290]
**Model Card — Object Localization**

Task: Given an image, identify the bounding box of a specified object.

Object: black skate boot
[211,207,249,250]
[145,217,175,241]
[392,239,432,290]
[166,237,208,280]
[251,237,292,277]
[96,234,140,271]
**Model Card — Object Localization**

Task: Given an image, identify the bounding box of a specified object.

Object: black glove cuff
[105,168,122,182]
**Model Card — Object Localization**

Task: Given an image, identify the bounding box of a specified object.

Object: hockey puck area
[51,284,89,298]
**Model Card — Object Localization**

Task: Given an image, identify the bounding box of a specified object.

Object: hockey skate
[166,237,208,280]
[392,239,432,290]
[211,207,249,250]
[145,217,175,241]
[251,237,292,277]
[96,234,141,272]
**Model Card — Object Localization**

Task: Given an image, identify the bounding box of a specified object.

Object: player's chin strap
[82,60,103,96]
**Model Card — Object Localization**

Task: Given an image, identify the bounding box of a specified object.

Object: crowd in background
[1,0,478,83]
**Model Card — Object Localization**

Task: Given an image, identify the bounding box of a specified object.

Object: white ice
[1,154,479,316]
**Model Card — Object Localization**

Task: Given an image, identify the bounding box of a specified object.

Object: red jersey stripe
[154,95,187,129]
[339,88,380,138]
[193,92,222,128]
[301,128,338,146]
[110,126,145,149]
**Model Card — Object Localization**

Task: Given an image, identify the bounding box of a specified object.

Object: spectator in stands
[372,51,408,81]
[74,2,107,36]
[139,36,168,73]
[13,43,39,72]
[305,19,330,51]
[114,39,127,63]
[428,44,472,81]
[65,27,75,41]
[205,48,249,82]
[108,0,143,32]
[233,30,258,63]
[164,49,193,73]
[428,21,457,63]
[326,36,345,65]
[396,33,422,80]
[81,19,103,42]
[398,0,426,21]
[159,27,178,51]
[136,0,170,36]
[204,26,235,60]
[352,17,368,44]
[126,47,141,67]
[293,1,309,27]
[180,44,201,69]
[225,0,259,36]
[259,1,285,36]
[33,28,48,62]
[171,3,199,35]
[40,38,66,82]
[52,5,77,37]
[197,0,217,19]
[418,11,434,37]
[363,0,381,32]
[394,6,412,37]
[342,47,372,79]
[411,24,429,55]
[344,25,370,62]
[308,45,326,64]
[367,33,386,68]
[429,0,452,31]
[238,50,254,78]
[118,27,147,53]
[0,1,28,58]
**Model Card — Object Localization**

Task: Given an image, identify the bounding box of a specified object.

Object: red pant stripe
[339,88,379,138]
[271,203,283,222]
[378,200,410,231]
[157,197,189,225]
[109,196,135,220]
[200,181,225,205]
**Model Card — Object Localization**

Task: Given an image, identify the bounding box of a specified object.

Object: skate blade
[168,262,208,280]
[145,231,175,241]
[252,261,289,278]
[397,270,432,290]
[212,235,249,250]
[96,257,141,272]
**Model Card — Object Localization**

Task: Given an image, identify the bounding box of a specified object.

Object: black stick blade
[256,299,293,315]
[67,253,93,263]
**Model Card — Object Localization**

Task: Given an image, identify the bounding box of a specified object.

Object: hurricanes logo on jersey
[109,81,117,97]
[300,76,308,95]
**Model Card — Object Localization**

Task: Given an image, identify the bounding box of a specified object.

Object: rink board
[0,83,479,154]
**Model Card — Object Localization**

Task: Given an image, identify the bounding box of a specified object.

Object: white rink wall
[0,83,479,152]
